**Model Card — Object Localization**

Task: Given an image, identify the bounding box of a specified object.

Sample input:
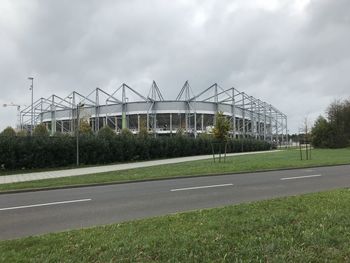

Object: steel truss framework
[20,81,288,143]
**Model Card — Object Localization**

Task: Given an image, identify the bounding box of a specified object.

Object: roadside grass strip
[1,189,350,262]
[1,148,350,192]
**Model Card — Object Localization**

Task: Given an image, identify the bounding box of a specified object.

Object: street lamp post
[76,102,84,166]
[28,77,34,135]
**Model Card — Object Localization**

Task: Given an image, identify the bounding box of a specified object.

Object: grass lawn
[1,189,350,262]
[1,148,350,192]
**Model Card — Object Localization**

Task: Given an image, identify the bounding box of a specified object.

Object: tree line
[312,99,350,148]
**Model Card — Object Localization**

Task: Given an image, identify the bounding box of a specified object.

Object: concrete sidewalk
[0,150,280,184]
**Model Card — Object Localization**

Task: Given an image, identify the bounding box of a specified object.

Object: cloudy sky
[0,0,349,133]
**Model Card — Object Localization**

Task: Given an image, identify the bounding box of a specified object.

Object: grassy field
[1,148,350,192]
[1,189,350,262]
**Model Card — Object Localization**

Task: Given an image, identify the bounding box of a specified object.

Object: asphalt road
[1,164,350,240]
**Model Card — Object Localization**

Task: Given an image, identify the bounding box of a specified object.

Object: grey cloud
[0,0,349,132]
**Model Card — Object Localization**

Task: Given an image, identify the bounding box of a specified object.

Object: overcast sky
[0,0,349,133]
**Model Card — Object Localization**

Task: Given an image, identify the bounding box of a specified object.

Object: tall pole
[76,104,79,166]
[76,103,84,166]
[17,105,21,130]
[28,77,34,135]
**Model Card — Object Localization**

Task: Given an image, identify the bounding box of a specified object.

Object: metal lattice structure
[19,81,288,143]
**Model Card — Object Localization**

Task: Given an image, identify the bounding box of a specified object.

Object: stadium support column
[115,116,118,132]
[201,114,204,132]
[281,115,284,146]
[269,106,273,142]
[122,111,126,129]
[189,99,197,138]
[231,88,236,139]
[153,112,157,138]
[275,111,278,143]
[122,84,127,130]
[137,114,140,133]
[95,89,100,133]
[40,99,43,125]
[146,111,149,132]
[194,100,197,138]
[51,96,56,136]
[250,96,254,138]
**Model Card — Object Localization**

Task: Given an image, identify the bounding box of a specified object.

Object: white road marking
[280,174,322,181]
[171,183,233,192]
[0,198,92,211]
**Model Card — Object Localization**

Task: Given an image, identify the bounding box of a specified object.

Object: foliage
[0,133,271,170]
[97,126,116,140]
[0,127,16,137]
[120,128,133,137]
[212,111,230,142]
[138,119,149,139]
[311,116,332,148]
[16,130,28,137]
[79,120,93,135]
[33,124,49,137]
[312,99,350,148]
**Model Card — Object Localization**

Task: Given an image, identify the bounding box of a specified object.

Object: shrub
[97,126,116,140]
[0,134,271,170]
[17,130,28,137]
[0,127,16,137]
[33,124,49,137]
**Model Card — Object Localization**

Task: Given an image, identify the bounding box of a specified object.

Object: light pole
[28,77,34,135]
[76,102,84,166]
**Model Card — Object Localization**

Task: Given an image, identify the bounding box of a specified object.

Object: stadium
[20,81,288,143]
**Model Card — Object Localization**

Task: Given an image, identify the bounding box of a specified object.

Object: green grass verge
[1,189,350,262]
[1,148,350,192]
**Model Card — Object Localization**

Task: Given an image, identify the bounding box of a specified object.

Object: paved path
[0,150,280,184]
[0,164,349,240]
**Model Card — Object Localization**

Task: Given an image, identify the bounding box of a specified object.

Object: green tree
[0,126,16,137]
[326,99,350,147]
[33,123,49,137]
[212,112,231,163]
[213,111,230,142]
[79,120,93,135]
[311,98,350,148]
[311,116,332,148]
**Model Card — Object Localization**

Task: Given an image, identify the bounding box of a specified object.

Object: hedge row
[0,135,272,170]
